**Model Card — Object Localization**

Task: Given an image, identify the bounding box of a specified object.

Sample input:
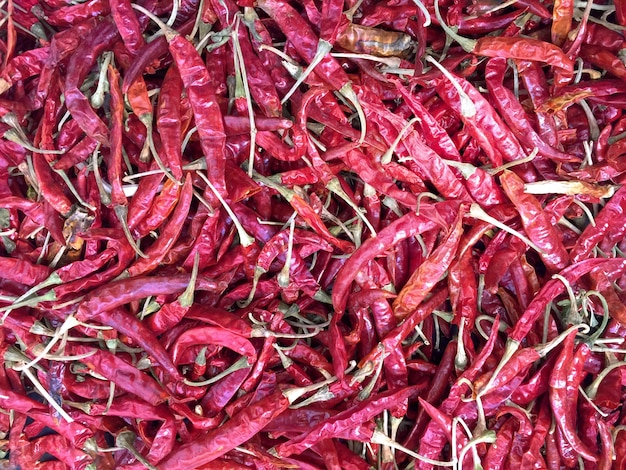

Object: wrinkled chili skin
[76,273,225,321]
[473,36,575,87]
[168,33,228,197]
[276,387,418,457]
[332,201,459,315]
[500,170,570,272]
[485,57,578,163]
[549,332,598,462]
[63,19,118,144]
[401,339,457,456]
[392,208,465,320]
[157,65,185,180]
[570,185,626,262]
[158,390,291,468]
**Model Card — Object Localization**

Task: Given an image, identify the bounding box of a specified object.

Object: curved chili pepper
[46,0,110,27]
[90,397,176,463]
[438,7,575,87]
[393,206,465,320]
[0,47,50,95]
[158,388,298,468]
[340,147,417,208]
[110,0,145,55]
[170,325,256,366]
[76,273,226,324]
[106,63,128,207]
[509,260,626,344]
[121,18,194,93]
[332,205,447,315]
[32,151,73,216]
[551,0,574,47]
[79,305,183,383]
[127,174,193,276]
[360,89,473,200]
[394,81,461,161]
[256,0,362,119]
[213,0,282,117]
[571,185,626,262]
[485,58,578,163]
[256,176,353,252]
[433,74,530,169]
[499,170,570,272]
[401,338,457,456]
[155,26,227,197]
[52,236,136,298]
[67,344,171,406]
[133,177,180,236]
[23,434,93,469]
[1,257,50,286]
[483,417,516,468]
[156,65,184,180]
[549,331,598,462]
[581,45,626,83]
[0,387,47,414]
[53,136,99,170]
[26,409,94,449]
[276,386,418,457]
[63,18,118,144]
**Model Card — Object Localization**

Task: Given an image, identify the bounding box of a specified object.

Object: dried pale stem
[183,356,251,387]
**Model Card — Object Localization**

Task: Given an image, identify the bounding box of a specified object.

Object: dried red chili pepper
[110,0,145,55]
[63,19,118,144]
[159,383,331,468]
[146,11,228,196]
[332,204,450,315]
[571,185,626,262]
[401,338,457,455]
[436,1,575,86]
[67,344,171,406]
[277,386,418,457]
[156,65,184,180]
[31,151,73,216]
[127,175,193,276]
[485,58,578,163]
[549,331,598,462]
[393,206,465,320]
[551,0,574,47]
[499,170,570,271]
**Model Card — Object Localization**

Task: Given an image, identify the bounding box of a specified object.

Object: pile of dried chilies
[1,0,626,467]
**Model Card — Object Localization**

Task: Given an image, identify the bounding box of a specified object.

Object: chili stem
[410,0,431,26]
[536,324,590,358]
[433,0,476,52]
[0,290,56,316]
[231,16,258,178]
[184,356,251,386]
[586,361,626,399]
[425,56,475,118]
[281,40,332,105]
[21,367,74,423]
[114,205,149,258]
[116,431,158,470]
[371,430,455,467]
[476,339,519,397]
[91,52,112,108]
[468,203,547,255]
[196,171,255,246]
[13,316,80,372]
[5,129,65,154]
